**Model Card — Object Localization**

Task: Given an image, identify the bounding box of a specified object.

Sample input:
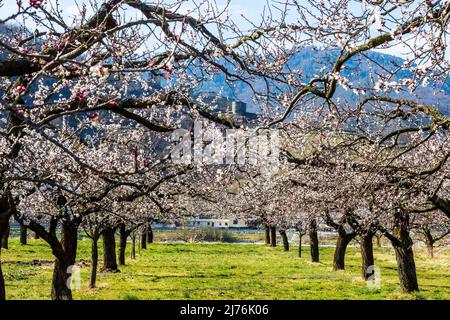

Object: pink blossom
[29,0,44,9]
[15,85,26,94]
[90,113,99,122]
[74,88,88,101]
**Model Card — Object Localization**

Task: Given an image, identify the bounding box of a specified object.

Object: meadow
[1,238,449,300]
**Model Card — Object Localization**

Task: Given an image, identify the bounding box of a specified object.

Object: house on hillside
[192,92,258,123]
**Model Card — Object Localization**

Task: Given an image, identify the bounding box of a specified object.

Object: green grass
[1,238,449,300]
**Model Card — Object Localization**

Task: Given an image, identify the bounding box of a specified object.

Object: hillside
[192,47,450,116]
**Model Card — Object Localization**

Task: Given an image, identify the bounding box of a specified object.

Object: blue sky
[1,0,268,26]
[0,0,445,60]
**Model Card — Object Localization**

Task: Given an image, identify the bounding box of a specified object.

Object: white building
[187,216,248,229]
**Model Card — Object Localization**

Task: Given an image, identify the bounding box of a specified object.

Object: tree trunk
[0,194,13,300]
[333,232,355,271]
[426,242,434,259]
[392,230,419,292]
[118,224,128,266]
[0,256,4,300]
[270,226,277,247]
[423,230,434,258]
[279,229,289,251]
[309,218,319,263]
[147,224,153,243]
[264,225,270,245]
[52,256,72,300]
[375,234,382,247]
[90,236,99,288]
[141,228,147,249]
[51,223,78,300]
[360,232,375,280]
[1,223,9,249]
[389,211,419,293]
[20,223,27,245]
[393,244,419,292]
[0,221,8,300]
[131,234,136,260]
[102,227,118,272]
[298,235,302,258]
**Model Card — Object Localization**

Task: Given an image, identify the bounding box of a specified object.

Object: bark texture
[333,232,356,270]
[141,228,147,249]
[309,218,320,263]
[102,226,118,272]
[1,223,9,249]
[270,226,277,247]
[118,224,130,266]
[90,236,99,288]
[19,223,27,245]
[264,225,270,245]
[279,229,289,251]
[51,223,78,300]
[360,232,375,280]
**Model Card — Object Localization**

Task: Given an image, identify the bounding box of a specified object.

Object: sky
[0,0,274,50]
[0,0,267,27]
[0,0,447,60]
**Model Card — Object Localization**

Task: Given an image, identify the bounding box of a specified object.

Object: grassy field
[1,238,449,300]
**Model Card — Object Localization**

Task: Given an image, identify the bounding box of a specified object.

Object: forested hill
[1,22,449,117]
[194,47,450,116]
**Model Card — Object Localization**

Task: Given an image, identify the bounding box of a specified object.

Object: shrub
[176,228,239,243]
